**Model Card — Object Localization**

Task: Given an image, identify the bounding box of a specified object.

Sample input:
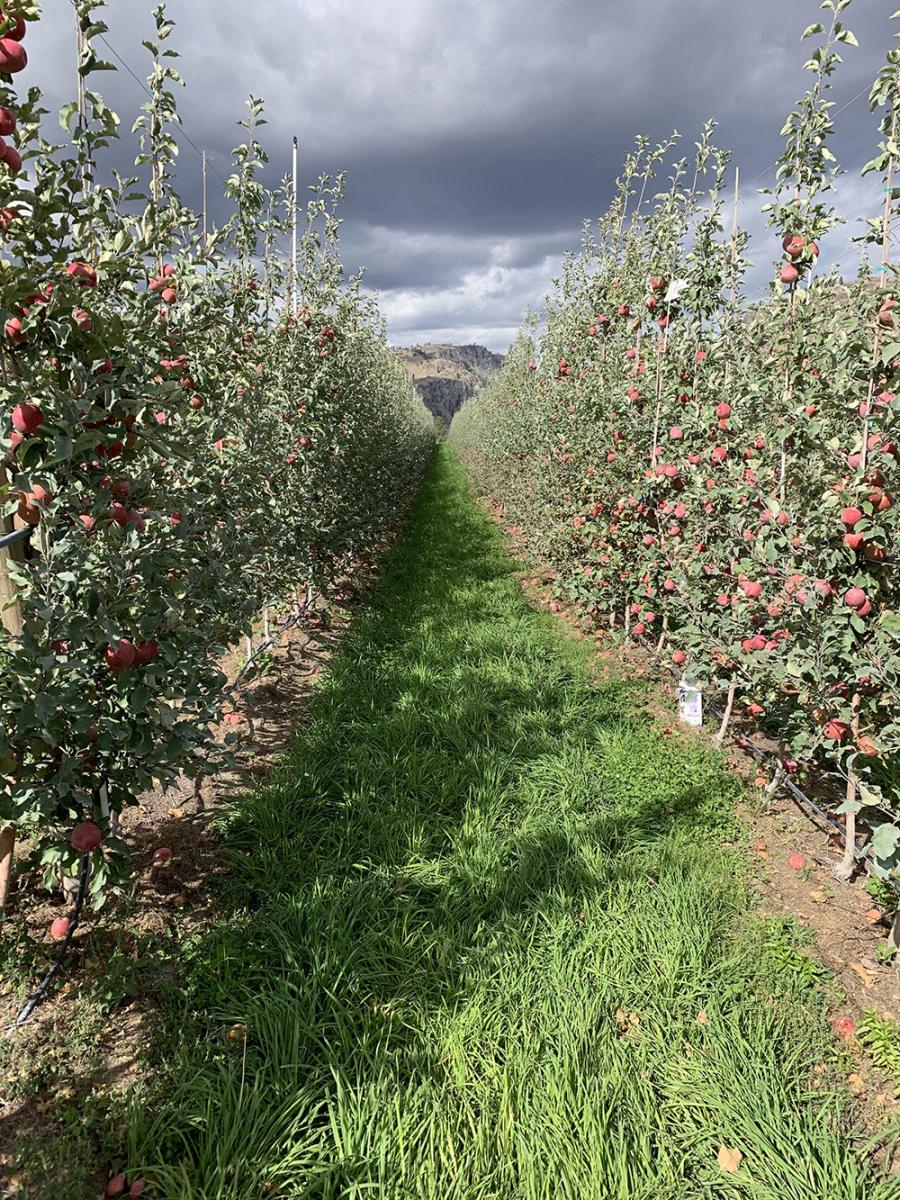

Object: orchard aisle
[124,447,886,1199]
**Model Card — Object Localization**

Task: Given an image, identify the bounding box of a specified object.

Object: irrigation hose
[11,851,90,1029]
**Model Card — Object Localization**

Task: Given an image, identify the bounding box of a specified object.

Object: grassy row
[115,445,889,1198]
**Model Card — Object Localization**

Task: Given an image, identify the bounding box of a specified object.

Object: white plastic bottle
[678,673,703,728]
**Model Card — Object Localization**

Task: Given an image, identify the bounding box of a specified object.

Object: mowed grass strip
[124,445,888,1199]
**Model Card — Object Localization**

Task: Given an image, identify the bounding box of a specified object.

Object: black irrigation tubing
[223,596,316,697]
[0,525,33,552]
[632,630,900,897]
[10,850,91,1031]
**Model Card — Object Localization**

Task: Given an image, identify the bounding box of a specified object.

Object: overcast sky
[25,0,896,352]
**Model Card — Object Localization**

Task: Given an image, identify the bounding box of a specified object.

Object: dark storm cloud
[25,0,896,350]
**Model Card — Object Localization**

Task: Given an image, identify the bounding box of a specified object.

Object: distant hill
[397,343,505,426]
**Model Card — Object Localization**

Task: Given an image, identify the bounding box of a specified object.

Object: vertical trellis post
[202,149,208,244]
[290,136,299,312]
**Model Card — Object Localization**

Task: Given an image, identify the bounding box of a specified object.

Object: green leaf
[802,22,825,38]
[836,798,863,815]
[871,823,900,861]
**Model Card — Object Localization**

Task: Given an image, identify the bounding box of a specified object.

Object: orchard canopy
[452,13,900,883]
[0,2,433,900]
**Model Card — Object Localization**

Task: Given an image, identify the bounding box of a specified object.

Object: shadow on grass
[115,447,880,1200]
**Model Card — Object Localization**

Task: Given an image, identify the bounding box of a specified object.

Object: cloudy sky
[25,0,896,351]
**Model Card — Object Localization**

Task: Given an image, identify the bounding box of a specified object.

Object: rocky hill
[397,343,505,426]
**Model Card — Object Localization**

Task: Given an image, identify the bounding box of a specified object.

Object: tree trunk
[0,824,14,914]
[0,466,26,637]
[714,674,737,749]
[655,614,669,655]
[834,693,861,882]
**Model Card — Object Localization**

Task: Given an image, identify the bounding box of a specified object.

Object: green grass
[119,445,891,1198]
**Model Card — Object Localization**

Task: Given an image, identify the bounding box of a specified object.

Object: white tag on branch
[664,279,688,304]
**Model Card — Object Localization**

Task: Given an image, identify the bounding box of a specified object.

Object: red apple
[0,35,25,71]
[11,401,41,432]
[840,506,862,528]
[780,263,799,284]
[833,1016,856,1041]
[50,916,71,941]
[825,719,850,741]
[71,821,103,852]
[135,639,158,665]
[787,852,807,871]
[65,261,97,287]
[105,1175,127,1199]
[1,12,25,40]
[106,639,136,671]
[5,315,25,343]
[844,587,866,610]
[73,307,92,332]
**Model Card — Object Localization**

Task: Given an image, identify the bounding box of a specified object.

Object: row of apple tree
[0,1,434,906]
[451,3,900,882]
